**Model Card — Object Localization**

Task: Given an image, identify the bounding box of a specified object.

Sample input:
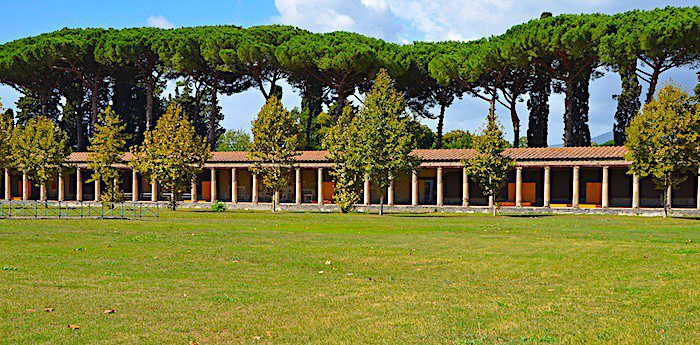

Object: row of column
[199,167,325,205]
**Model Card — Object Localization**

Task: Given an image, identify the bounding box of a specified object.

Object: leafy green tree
[0,100,13,171]
[217,129,251,151]
[97,28,167,131]
[277,31,385,119]
[465,115,515,216]
[248,97,302,212]
[624,84,700,217]
[409,121,436,149]
[87,106,127,203]
[12,116,70,200]
[442,130,473,149]
[131,103,211,210]
[324,70,419,213]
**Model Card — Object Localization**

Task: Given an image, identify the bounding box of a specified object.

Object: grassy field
[0,211,698,344]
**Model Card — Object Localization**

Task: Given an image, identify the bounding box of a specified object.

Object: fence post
[34,201,38,219]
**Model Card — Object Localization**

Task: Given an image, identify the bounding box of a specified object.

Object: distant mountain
[550,131,614,148]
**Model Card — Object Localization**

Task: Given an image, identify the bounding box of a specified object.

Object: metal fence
[0,201,159,220]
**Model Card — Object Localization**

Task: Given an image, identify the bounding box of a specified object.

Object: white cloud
[146,15,175,29]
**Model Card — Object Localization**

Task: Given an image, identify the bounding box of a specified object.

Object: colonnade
[3,165,700,210]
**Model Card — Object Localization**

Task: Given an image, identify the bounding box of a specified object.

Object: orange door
[201,181,211,201]
[586,182,602,204]
[322,182,335,204]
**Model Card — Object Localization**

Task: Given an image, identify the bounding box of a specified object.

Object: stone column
[462,167,469,207]
[132,170,139,202]
[295,168,302,205]
[363,176,370,205]
[76,167,83,202]
[151,181,157,202]
[3,168,9,201]
[274,191,280,205]
[252,173,258,204]
[317,168,323,204]
[543,166,550,208]
[515,166,523,207]
[22,172,28,201]
[488,195,494,208]
[387,175,395,206]
[231,168,238,204]
[94,178,101,202]
[210,168,217,203]
[572,166,580,208]
[436,167,444,206]
[601,166,609,208]
[632,174,640,209]
[58,171,64,202]
[191,178,197,203]
[411,169,418,206]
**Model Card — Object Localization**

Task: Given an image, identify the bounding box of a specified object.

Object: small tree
[88,106,127,203]
[0,100,13,171]
[12,116,70,200]
[465,116,515,216]
[248,97,302,212]
[625,84,700,218]
[131,103,211,210]
[325,69,419,214]
[217,129,251,151]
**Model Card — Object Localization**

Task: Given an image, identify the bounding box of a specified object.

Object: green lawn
[0,211,698,344]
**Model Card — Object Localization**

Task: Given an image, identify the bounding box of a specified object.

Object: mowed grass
[0,211,698,344]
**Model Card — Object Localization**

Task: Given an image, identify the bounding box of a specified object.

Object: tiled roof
[66,146,627,163]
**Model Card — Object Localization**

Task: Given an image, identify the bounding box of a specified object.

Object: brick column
[132,170,139,202]
[94,178,101,202]
[601,166,609,208]
[697,167,700,210]
[295,168,302,205]
[150,181,157,202]
[543,166,550,208]
[436,167,444,206]
[58,171,64,202]
[411,169,418,206]
[387,174,394,206]
[363,176,370,205]
[572,166,580,208]
[515,166,523,207]
[317,168,323,204]
[231,168,237,204]
[3,168,9,201]
[22,172,28,201]
[632,174,640,209]
[40,183,46,201]
[462,167,469,207]
[252,173,258,204]
[76,167,83,202]
[210,168,217,203]
[191,178,197,203]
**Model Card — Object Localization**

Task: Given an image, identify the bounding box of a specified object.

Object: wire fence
[0,201,159,220]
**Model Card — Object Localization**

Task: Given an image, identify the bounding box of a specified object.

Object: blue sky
[0,0,697,144]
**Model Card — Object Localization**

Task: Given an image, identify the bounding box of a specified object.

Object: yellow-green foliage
[324,70,419,212]
[88,106,127,203]
[465,117,515,215]
[12,116,70,189]
[248,96,302,211]
[131,103,211,209]
[625,83,700,215]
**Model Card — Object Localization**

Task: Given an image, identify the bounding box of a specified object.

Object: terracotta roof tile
[66,146,627,163]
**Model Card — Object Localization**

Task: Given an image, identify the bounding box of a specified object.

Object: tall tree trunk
[563,79,574,147]
[509,100,520,148]
[145,82,154,131]
[563,71,592,147]
[613,64,642,145]
[527,71,550,147]
[76,109,85,151]
[334,87,349,120]
[90,84,98,135]
[436,104,446,148]
[209,81,219,149]
[645,67,661,105]
[301,80,323,148]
